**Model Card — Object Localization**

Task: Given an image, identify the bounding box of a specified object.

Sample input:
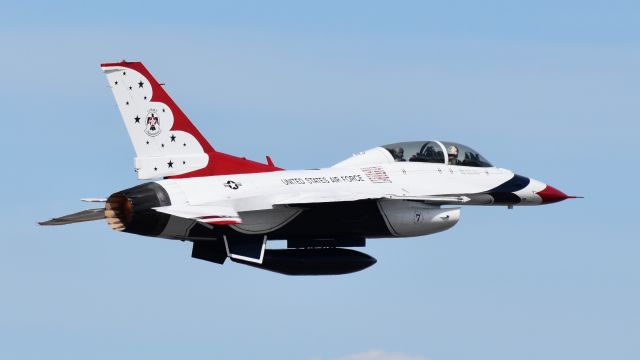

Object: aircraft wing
[153,205,242,225]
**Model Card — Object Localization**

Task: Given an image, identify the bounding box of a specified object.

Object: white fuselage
[144,155,549,241]
[156,161,546,211]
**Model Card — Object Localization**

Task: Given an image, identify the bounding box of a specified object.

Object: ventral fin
[223,235,267,264]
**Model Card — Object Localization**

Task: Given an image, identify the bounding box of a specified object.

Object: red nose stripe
[536,185,571,204]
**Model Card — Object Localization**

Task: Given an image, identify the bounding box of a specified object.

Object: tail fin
[100,61,281,179]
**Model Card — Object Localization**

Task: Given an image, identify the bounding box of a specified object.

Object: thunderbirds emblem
[145,109,161,137]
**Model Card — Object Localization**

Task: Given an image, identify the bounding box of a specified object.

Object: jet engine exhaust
[105,194,131,231]
[104,183,171,236]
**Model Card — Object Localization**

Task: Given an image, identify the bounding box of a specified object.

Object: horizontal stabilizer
[39,208,105,226]
[153,204,241,225]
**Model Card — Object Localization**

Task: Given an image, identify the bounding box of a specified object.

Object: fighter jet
[40,61,579,275]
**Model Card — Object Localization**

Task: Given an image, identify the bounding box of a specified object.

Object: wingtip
[38,219,58,226]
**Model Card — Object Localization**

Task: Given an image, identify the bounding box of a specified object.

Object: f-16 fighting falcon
[40,61,579,275]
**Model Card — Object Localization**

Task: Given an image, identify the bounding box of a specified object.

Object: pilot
[447,145,461,165]
[391,147,406,161]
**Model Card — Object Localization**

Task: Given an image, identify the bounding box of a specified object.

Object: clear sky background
[0,1,637,359]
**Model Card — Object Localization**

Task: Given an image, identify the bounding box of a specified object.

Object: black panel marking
[484,174,530,205]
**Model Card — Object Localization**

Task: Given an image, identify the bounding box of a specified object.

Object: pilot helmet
[447,145,459,157]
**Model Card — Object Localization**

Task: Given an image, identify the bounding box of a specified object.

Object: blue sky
[0,1,637,359]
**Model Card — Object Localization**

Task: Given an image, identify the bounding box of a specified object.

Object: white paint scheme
[166,167,452,203]
[150,154,544,237]
[102,66,208,179]
[97,62,561,240]
[39,61,577,275]
[332,147,395,168]
[514,178,547,206]
[155,160,514,208]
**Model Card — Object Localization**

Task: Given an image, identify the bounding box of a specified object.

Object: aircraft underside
[97,182,458,275]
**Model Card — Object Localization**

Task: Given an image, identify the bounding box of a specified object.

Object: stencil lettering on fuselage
[280,174,365,185]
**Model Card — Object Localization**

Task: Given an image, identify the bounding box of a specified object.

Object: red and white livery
[40,61,579,275]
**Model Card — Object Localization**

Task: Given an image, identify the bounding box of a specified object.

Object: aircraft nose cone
[536,185,571,204]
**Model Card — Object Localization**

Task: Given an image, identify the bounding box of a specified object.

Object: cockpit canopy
[383,141,493,167]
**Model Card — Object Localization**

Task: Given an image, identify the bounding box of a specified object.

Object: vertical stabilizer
[101,61,281,179]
